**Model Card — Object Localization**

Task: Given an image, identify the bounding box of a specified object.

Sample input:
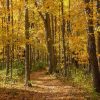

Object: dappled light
[0,0,100,99]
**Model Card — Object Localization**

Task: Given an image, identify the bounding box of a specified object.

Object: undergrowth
[0,60,47,85]
[56,66,100,99]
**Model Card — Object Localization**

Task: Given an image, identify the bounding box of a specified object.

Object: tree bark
[51,15,57,71]
[24,0,31,86]
[97,0,100,65]
[10,0,14,79]
[84,0,100,92]
[61,0,67,76]
[6,0,10,77]
[44,13,56,74]
[34,1,56,73]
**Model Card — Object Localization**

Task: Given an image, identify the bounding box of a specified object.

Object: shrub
[32,61,46,71]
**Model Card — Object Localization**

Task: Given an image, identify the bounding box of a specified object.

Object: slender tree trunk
[33,47,36,65]
[67,0,71,34]
[29,45,32,71]
[54,16,57,67]
[61,0,67,76]
[10,0,14,79]
[84,0,100,92]
[1,17,5,69]
[97,0,100,65]
[3,47,5,69]
[24,0,31,86]
[6,0,10,77]
[58,5,61,66]
[37,38,40,62]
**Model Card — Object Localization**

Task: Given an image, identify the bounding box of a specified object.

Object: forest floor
[0,70,94,100]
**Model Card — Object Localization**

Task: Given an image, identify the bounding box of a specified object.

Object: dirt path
[0,70,90,100]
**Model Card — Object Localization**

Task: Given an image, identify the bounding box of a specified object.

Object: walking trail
[0,70,90,100]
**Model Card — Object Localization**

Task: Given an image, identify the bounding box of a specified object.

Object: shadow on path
[0,70,90,100]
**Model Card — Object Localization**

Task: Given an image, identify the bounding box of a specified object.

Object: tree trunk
[84,0,100,92]
[35,0,56,74]
[1,17,5,69]
[29,45,32,71]
[97,0,100,65]
[61,0,67,76]
[24,0,31,86]
[51,15,57,71]
[10,0,14,79]
[6,0,10,77]
[58,4,61,66]
[44,13,55,74]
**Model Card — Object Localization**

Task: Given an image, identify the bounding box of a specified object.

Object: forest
[0,0,100,100]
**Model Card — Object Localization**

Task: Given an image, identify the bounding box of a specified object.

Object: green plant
[32,61,46,72]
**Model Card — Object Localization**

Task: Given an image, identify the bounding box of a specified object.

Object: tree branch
[34,1,45,22]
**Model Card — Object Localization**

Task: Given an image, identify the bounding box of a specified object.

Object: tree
[24,0,31,86]
[44,13,56,73]
[84,0,100,92]
[97,0,100,64]
[61,0,67,76]
[10,0,14,79]
[35,1,57,74]
[6,0,10,77]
